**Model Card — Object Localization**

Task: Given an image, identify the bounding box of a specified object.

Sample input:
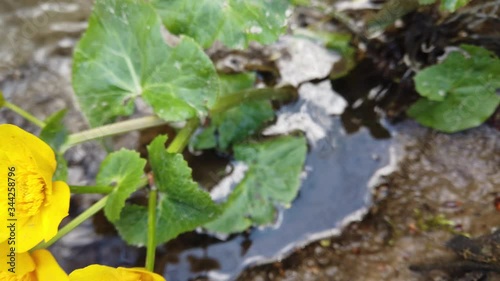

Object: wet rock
[264,81,347,146]
[273,36,341,87]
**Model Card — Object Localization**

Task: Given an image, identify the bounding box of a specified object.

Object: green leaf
[40,109,69,152]
[440,0,469,11]
[205,136,307,234]
[367,0,419,32]
[418,0,436,4]
[115,135,220,245]
[418,0,470,11]
[40,110,69,182]
[0,91,5,107]
[53,154,68,182]
[192,73,274,150]
[113,204,149,246]
[72,0,219,126]
[291,0,310,5]
[152,0,289,49]
[408,93,499,133]
[409,45,500,132]
[97,150,147,222]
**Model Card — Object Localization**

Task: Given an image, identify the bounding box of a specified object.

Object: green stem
[69,185,115,194]
[32,196,108,251]
[210,87,297,115]
[167,118,200,153]
[4,101,46,128]
[144,118,198,271]
[145,187,157,271]
[63,87,294,150]
[69,177,148,194]
[64,115,168,149]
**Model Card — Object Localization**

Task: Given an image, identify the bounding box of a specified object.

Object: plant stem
[32,196,108,251]
[144,118,198,271]
[210,87,297,115]
[167,118,200,153]
[65,115,168,148]
[4,101,46,128]
[69,177,148,194]
[63,87,294,150]
[69,185,115,194]
[145,187,157,271]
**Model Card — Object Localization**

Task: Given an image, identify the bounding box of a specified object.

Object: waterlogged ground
[1,1,499,281]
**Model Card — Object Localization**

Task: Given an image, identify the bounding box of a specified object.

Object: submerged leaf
[205,136,307,234]
[152,0,289,49]
[409,45,500,132]
[72,0,219,126]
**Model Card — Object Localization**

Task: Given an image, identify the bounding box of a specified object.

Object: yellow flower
[0,243,68,280]
[69,265,165,281]
[0,124,70,252]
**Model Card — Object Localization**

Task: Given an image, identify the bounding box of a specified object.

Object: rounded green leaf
[411,45,500,132]
[72,0,219,126]
[152,0,290,49]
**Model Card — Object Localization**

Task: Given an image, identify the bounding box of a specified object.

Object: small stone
[325,266,338,277]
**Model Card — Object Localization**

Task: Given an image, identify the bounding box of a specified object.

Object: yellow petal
[0,241,35,276]
[0,195,8,241]
[41,181,70,241]
[31,249,68,281]
[120,267,166,281]
[69,265,166,281]
[0,135,14,242]
[69,265,136,281]
[0,124,56,185]
[0,165,7,226]
[16,214,44,253]
[0,124,56,172]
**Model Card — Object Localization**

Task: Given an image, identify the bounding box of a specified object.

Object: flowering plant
[0,124,70,253]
